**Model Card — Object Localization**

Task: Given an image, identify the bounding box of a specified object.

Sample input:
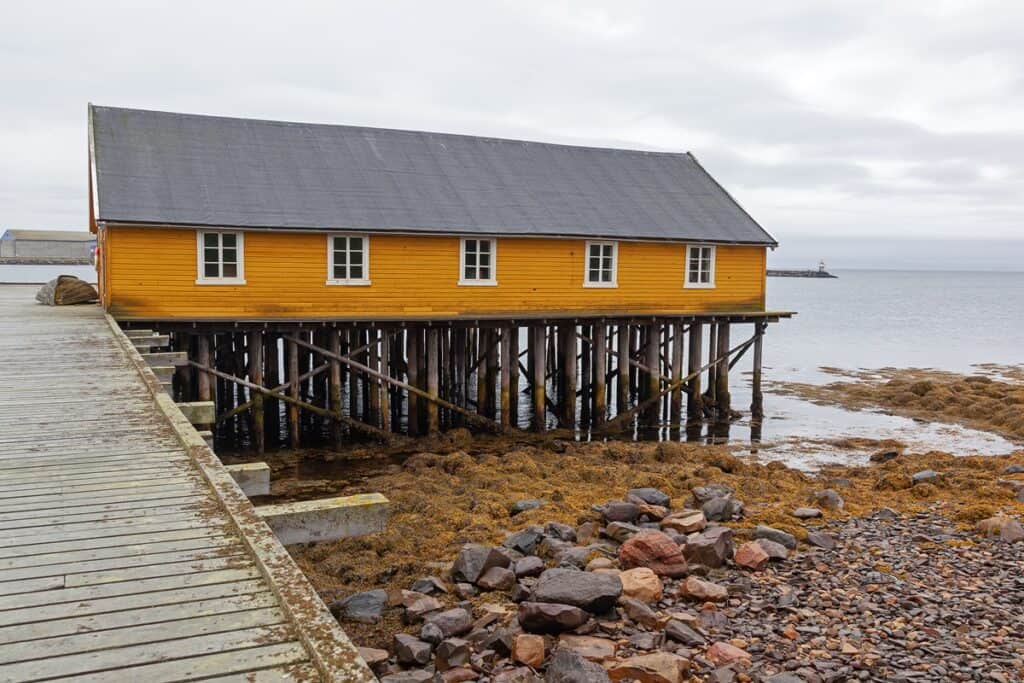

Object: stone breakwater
[328,482,1024,683]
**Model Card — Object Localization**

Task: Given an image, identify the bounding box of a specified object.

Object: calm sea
[734,269,1024,467]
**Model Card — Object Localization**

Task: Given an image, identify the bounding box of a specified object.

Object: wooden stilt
[508,325,520,428]
[716,322,731,420]
[174,332,192,402]
[328,328,343,449]
[265,333,279,444]
[287,335,300,448]
[706,323,718,407]
[500,326,513,428]
[559,322,576,429]
[485,328,498,419]
[530,325,546,431]
[380,331,391,433]
[452,328,467,426]
[580,324,591,427]
[407,328,420,436]
[368,330,381,427]
[670,321,685,426]
[751,322,765,421]
[426,328,440,434]
[592,324,607,426]
[347,328,359,424]
[617,324,629,416]
[687,323,704,419]
[644,322,660,426]
[248,331,265,454]
[196,335,212,402]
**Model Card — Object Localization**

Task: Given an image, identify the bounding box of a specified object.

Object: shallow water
[0,264,96,284]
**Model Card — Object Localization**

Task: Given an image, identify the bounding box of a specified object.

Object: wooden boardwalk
[0,286,371,682]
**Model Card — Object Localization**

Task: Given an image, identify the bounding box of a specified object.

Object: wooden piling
[706,323,718,406]
[196,335,212,402]
[751,322,765,421]
[616,324,629,416]
[508,325,520,428]
[452,328,467,426]
[248,331,265,454]
[644,322,660,426]
[687,322,704,419]
[287,336,300,448]
[500,326,513,428]
[426,328,440,434]
[579,324,591,427]
[328,328,343,449]
[530,325,546,431]
[715,322,731,419]
[559,322,576,429]
[407,328,420,436]
[368,330,381,427]
[670,321,684,426]
[592,324,607,426]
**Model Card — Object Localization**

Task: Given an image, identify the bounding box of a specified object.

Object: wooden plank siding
[103,226,767,320]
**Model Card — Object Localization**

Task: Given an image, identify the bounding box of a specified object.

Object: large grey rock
[753,525,797,550]
[627,487,671,508]
[451,544,510,583]
[665,619,706,646]
[702,495,744,522]
[545,522,577,543]
[544,649,612,682]
[329,589,387,624]
[394,633,432,666]
[806,531,836,550]
[912,469,940,485]
[517,601,590,634]
[531,568,622,613]
[692,484,733,505]
[510,499,544,516]
[683,526,734,568]
[505,527,545,555]
[435,637,471,671]
[598,501,640,523]
[515,555,546,578]
[755,538,789,560]
[423,607,473,639]
[812,488,844,510]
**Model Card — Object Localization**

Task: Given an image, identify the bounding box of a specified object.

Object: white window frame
[583,240,618,288]
[684,244,716,289]
[326,233,371,286]
[458,237,497,286]
[196,230,246,285]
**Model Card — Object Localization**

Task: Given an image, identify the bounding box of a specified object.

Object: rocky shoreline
[327,478,1024,682]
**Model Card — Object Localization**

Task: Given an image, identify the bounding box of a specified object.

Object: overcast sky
[2,1,1022,268]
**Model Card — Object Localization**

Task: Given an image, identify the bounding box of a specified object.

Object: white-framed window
[196,231,245,285]
[684,244,716,288]
[327,234,370,285]
[459,238,497,285]
[584,240,618,288]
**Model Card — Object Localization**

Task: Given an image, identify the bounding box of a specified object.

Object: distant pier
[767,269,837,279]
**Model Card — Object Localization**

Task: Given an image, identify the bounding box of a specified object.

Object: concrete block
[197,429,214,450]
[257,493,389,545]
[150,365,175,382]
[124,329,155,338]
[177,401,215,425]
[131,334,170,350]
[225,462,271,496]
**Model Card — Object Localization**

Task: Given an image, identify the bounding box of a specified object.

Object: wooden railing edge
[103,313,375,683]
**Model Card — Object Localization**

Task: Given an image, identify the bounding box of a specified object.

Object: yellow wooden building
[87,105,787,445]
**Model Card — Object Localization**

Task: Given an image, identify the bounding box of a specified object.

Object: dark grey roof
[89,105,776,246]
[2,229,94,242]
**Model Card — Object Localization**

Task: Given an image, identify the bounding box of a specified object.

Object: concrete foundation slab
[225,462,271,497]
[257,493,389,545]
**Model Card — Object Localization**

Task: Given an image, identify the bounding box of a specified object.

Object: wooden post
[751,322,765,421]
[287,335,300,448]
[716,322,731,420]
[485,328,499,419]
[559,322,576,429]
[616,324,629,416]
[705,323,718,406]
[407,328,420,436]
[530,325,546,431]
[670,321,685,426]
[174,332,193,402]
[347,328,359,424]
[579,324,591,427]
[426,328,440,434]
[452,328,467,426]
[499,326,512,428]
[196,335,212,402]
[509,325,520,429]
[248,331,265,454]
[328,328,343,449]
[687,323,704,419]
[368,330,381,427]
[380,331,391,433]
[592,324,607,426]
[265,333,279,444]
[644,322,660,426]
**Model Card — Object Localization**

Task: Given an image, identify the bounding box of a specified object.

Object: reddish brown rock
[677,576,728,602]
[513,633,545,668]
[619,567,663,603]
[607,652,689,683]
[733,541,770,571]
[557,634,618,662]
[660,510,706,534]
[618,530,688,578]
[706,641,751,665]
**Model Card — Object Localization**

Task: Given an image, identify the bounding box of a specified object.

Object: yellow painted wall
[105,226,766,320]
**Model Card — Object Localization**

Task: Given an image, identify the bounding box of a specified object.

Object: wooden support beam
[670,321,684,426]
[484,329,499,419]
[248,331,265,454]
[706,323,718,406]
[196,336,212,403]
[287,336,300,448]
[407,329,420,436]
[380,331,391,433]
[687,323,704,419]
[579,325,591,426]
[716,322,731,420]
[559,323,576,429]
[426,328,440,434]
[347,328,359,425]
[189,359,395,442]
[500,326,513,428]
[265,333,279,445]
[286,335,504,433]
[644,323,661,426]
[530,325,546,432]
[328,329,343,449]
[452,328,467,427]
[509,326,520,428]
[592,324,607,426]
[368,331,381,428]
[751,322,765,421]
[616,324,630,417]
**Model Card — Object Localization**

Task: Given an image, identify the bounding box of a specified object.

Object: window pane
[700,271,710,283]
[222,248,237,264]
[349,237,363,252]
[602,245,612,259]
[204,233,218,248]
[588,268,600,282]
[204,262,219,278]
[479,265,490,280]
[204,248,219,264]
[350,264,363,279]
[465,240,477,254]
[222,234,236,248]
[601,270,612,282]
[223,263,237,278]
[589,255,600,271]
[465,264,475,280]
[479,252,490,267]
[465,252,476,267]
[478,240,491,254]
[334,249,347,267]
[333,265,346,280]
[350,251,363,265]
